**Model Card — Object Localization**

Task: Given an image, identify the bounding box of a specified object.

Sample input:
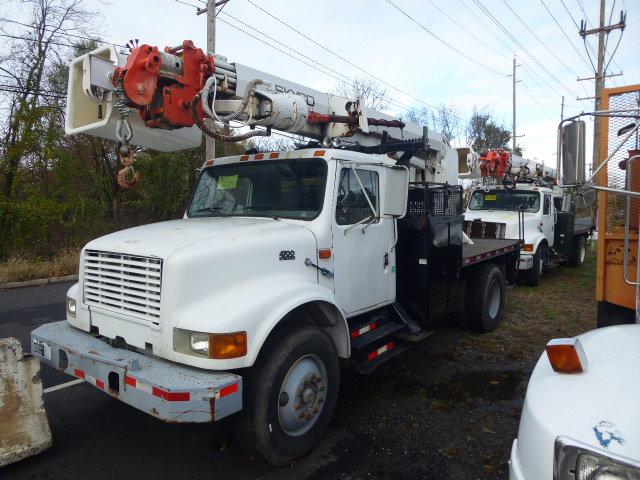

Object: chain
[113,78,139,189]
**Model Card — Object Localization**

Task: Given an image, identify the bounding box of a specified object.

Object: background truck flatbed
[462,238,523,267]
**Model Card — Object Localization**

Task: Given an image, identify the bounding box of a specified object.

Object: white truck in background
[461,149,594,286]
[28,39,523,465]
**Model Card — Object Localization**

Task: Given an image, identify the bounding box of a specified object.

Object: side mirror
[382,166,409,217]
[618,123,636,136]
[561,121,586,185]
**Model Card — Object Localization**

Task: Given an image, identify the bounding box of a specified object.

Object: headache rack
[402,183,464,229]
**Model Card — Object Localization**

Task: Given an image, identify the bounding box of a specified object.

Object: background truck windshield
[468,190,541,213]
[188,159,327,220]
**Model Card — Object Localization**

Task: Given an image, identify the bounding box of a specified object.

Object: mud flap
[0,338,52,467]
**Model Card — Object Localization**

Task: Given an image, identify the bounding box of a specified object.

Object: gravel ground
[302,247,597,479]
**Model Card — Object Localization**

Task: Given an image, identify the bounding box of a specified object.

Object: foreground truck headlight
[555,437,640,480]
[65,296,76,318]
[174,329,247,359]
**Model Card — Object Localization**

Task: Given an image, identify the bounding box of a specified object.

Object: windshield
[187,159,327,220]
[468,189,541,213]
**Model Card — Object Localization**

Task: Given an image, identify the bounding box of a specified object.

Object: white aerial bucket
[65,44,201,152]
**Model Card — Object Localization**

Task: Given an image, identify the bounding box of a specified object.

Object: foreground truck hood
[512,325,640,479]
[74,217,320,369]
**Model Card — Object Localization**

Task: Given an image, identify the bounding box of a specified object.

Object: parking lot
[1,252,597,479]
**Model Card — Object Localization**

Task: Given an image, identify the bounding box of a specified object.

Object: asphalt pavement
[1,281,530,479]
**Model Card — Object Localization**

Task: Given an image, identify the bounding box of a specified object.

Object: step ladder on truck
[459,146,595,287]
[28,40,521,465]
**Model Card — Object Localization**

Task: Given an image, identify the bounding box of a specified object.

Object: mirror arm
[344,215,373,235]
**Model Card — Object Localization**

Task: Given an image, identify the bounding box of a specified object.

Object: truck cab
[465,182,590,286]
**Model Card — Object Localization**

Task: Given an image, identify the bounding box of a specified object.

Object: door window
[543,194,551,215]
[336,168,378,225]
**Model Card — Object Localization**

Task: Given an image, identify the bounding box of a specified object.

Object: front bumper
[518,254,533,270]
[31,321,242,423]
[509,440,527,480]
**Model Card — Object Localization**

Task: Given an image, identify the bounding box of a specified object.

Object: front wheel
[238,326,340,466]
[524,244,545,287]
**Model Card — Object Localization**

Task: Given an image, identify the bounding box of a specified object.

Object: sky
[5,0,639,168]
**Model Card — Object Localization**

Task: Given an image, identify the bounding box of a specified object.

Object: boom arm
[66,39,458,183]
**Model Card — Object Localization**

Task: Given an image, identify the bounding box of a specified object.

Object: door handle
[383,252,389,268]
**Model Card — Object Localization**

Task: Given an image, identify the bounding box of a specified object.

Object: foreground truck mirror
[65,44,201,152]
[561,121,586,185]
[382,166,409,217]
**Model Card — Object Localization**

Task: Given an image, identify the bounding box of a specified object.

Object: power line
[458,0,514,55]
[384,0,508,77]
[472,0,581,99]
[0,16,126,48]
[425,0,509,60]
[216,15,414,115]
[519,80,556,121]
[500,0,588,96]
[244,0,441,114]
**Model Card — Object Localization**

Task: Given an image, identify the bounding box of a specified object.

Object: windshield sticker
[485,194,497,201]
[217,175,238,190]
[593,421,625,449]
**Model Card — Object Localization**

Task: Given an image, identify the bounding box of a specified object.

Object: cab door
[331,165,394,315]
[541,193,555,247]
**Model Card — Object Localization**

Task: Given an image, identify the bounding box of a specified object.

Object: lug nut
[294,403,301,410]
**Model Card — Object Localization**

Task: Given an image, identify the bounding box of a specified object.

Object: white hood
[516,325,640,479]
[84,217,308,259]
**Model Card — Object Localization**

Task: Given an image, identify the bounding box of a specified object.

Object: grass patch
[0,250,79,284]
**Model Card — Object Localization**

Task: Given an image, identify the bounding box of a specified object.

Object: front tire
[466,262,505,333]
[524,243,545,287]
[238,326,340,466]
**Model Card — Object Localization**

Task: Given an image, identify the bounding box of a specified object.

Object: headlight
[66,297,76,318]
[577,452,640,479]
[189,332,210,356]
[555,436,640,480]
[174,329,247,359]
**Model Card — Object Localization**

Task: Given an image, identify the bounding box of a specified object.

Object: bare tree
[0,0,97,197]
[465,107,520,154]
[335,76,390,111]
[407,103,462,145]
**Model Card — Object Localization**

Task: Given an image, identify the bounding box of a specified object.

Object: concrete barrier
[0,338,52,467]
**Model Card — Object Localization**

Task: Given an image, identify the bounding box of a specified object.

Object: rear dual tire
[466,263,505,333]
[569,236,587,267]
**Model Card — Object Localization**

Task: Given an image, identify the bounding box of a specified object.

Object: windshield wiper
[193,206,230,217]
[241,206,280,220]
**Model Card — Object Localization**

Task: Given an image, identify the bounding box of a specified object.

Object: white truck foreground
[509,107,640,479]
[27,39,522,465]
[510,326,640,479]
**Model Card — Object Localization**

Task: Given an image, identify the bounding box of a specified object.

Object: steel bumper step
[31,321,242,423]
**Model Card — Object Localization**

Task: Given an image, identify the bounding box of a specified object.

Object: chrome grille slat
[83,250,162,324]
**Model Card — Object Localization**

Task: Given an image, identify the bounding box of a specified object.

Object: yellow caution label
[485,194,497,201]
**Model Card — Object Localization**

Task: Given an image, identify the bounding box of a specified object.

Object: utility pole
[511,55,521,154]
[197,0,230,159]
[205,0,216,160]
[560,95,564,123]
[579,0,626,168]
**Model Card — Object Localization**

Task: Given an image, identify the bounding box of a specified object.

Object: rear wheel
[237,326,340,466]
[569,236,587,267]
[466,262,505,333]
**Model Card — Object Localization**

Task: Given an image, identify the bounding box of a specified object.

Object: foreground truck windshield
[469,190,540,213]
[188,158,327,220]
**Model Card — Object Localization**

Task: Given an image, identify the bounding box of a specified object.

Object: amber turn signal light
[545,338,587,373]
[523,243,534,252]
[318,248,332,259]
[210,332,247,359]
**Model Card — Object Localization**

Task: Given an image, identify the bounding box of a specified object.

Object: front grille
[83,250,162,324]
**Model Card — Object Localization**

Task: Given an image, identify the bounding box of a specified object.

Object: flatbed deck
[574,223,594,236]
[462,238,523,267]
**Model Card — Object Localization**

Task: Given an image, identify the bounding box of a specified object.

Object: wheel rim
[538,254,543,276]
[579,243,586,263]
[278,354,327,436]
[488,278,501,319]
